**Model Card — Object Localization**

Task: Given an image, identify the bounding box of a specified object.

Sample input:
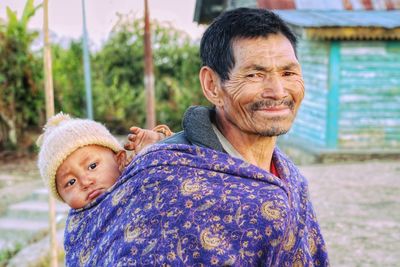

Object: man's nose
[261,74,288,99]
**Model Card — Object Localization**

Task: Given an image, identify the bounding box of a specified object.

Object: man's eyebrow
[278,62,300,70]
[243,62,300,72]
[243,64,268,72]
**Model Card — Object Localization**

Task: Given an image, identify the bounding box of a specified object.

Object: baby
[37,113,171,209]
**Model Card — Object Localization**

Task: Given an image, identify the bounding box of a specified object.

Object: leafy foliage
[1,7,208,150]
[0,0,44,150]
[52,41,86,118]
[92,14,208,131]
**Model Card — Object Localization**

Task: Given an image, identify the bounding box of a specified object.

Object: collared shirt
[211,123,245,161]
[211,123,280,177]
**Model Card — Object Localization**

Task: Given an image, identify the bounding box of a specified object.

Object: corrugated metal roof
[257,0,295,9]
[193,0,400,24]
[257,0,400,10]
[274,10,400,28]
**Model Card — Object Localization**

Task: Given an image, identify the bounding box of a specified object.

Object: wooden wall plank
[326,41,341,148]
[338,41,400,149]
[286,40,330,147]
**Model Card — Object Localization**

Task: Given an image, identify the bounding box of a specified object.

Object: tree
[0,0,44,150]
[92,14,208,132]
[0,9,208,151]
[52,41,86,118]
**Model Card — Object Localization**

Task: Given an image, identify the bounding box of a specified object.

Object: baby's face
[56,145,125,209]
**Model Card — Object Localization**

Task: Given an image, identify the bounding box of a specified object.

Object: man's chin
[257,126,290,137]
[254,117,293,137]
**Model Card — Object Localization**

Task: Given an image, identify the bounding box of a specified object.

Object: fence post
[43,0,58,266]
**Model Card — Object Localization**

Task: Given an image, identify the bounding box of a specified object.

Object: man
[128,7,328,265]
[65,8,329,266]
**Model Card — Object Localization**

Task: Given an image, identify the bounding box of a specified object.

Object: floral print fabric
[64,144,329,266]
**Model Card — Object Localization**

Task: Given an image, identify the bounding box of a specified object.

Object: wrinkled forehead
[231,35,298,69]
[232,34,295,56]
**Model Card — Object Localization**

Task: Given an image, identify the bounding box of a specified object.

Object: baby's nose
[80,175,95,188]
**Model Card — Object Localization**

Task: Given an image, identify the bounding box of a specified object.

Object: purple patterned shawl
[64,144,329,266]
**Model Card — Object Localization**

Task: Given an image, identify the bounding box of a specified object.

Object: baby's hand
[124,127,164,154]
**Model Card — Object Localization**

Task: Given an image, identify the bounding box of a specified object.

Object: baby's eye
[66,178,76,187]
[88,162,97,170]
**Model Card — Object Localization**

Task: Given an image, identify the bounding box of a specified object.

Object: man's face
[56,145,123,209]
[217,34,304,137]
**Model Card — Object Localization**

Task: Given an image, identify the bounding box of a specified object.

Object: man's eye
[246,73,264,80]
[88,162,97,170]
[66,178,76,187]
[283,71,295,77]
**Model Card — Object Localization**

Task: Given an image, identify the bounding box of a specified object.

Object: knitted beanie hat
[37,113,123,201]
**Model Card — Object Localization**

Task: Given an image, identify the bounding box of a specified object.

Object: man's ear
[115,150,127,172]
[199,66,224,107]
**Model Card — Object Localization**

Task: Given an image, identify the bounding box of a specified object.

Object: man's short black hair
[200,8,297,82]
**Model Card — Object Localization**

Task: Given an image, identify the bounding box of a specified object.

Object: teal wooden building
[276,11,400,153]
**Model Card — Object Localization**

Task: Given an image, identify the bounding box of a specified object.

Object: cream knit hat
[37,113,123,201]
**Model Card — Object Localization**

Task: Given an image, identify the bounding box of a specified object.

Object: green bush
[0,0,44,150]
[1,5,209,151]
[91,14,209,132]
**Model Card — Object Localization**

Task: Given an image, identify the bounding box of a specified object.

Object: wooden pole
[43,0,58,266]
[144,0,156,129]
[81,0,94,119]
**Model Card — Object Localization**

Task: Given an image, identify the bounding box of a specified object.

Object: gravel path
[301,161,400,267]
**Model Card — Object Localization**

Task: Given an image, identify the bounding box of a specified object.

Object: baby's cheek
[69,196,85,209]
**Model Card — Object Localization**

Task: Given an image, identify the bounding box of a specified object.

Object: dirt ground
[0,155,399,266]
[302,161,400,267]
[0,154,42,215]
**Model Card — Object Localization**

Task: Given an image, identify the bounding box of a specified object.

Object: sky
[0,0,206,47]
